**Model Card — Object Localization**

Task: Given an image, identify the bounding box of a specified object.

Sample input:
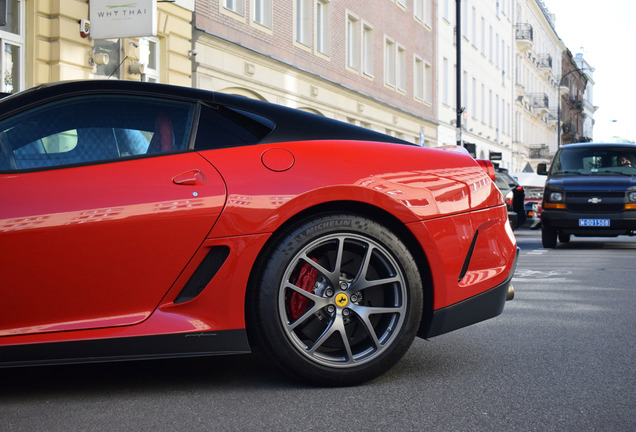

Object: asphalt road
[1,229,635,431]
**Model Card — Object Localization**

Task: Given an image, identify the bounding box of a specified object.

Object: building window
[346,13,360,70]
[461,0,468,37]
[480,17,485,55]
[362,23,373,77]
[414,56,432,103]
[442,0,450,22]
[424,62,432,103]
[296,0,311,46]
[489,26,493,62]
[481,84,485,122]
[223,0,245,16]
[471,7,477,44]
[462,71,468,109]
[496,33,500,68]
[472,78,477,119]
[253,0,273,28]
[414,0,432,27]
[0,0,23,93]
[384,38,396,88]
[140,37,160,83]
[315,0,330,55]
[414,58,424,101]
[489,90,493,127]
[442,57,449,106]
[397,45,406,92]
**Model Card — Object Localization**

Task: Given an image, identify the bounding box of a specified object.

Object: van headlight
[549,191,564,202]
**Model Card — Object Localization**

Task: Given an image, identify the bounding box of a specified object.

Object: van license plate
[579,219,610,227]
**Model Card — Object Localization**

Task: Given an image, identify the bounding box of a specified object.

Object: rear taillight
[475,159,495,181]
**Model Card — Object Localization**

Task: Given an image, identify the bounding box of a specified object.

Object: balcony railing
[538,53,552,70]
[515,23,533,44]
[531,93,549,109]
[529,145,550,159]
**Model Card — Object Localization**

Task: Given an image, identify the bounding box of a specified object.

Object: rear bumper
[419,247,519,339]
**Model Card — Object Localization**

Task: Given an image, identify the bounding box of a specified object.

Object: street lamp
[557,67,593,147]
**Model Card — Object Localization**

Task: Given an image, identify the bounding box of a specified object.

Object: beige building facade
[1,0,193,92]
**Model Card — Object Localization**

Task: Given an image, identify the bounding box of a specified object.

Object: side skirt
[0,329,251,368]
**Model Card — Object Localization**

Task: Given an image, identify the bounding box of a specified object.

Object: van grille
[566,191,625,213]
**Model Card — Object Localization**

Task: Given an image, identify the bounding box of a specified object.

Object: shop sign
[90,0,157,39]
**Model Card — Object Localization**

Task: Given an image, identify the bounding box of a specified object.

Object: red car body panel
[0,81,517,372]
[0,140,514,343]
[1,153,227,336]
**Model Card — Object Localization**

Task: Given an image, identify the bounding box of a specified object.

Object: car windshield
[550,146,636,175]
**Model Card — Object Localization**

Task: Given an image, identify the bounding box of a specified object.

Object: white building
[512,0,565,171]
[437,0,516,169]
[574,52,596,142]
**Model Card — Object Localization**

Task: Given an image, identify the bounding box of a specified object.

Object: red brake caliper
[290,258,319,320]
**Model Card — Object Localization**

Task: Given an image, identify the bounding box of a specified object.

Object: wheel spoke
[353,275,401,291]
[353,242,374,285]
[284,281,329,330]
[285,280,324,303]
[338,326,355,364]
[352,305,404,348]
[307,318,338,354]
[299,254,331,278]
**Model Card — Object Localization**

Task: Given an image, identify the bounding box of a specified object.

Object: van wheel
[542,226,557,248]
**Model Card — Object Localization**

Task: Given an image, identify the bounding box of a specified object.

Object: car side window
[194,104,274,150]
[0,95,195,171]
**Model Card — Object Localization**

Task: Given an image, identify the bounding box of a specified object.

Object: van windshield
[550,146,636,175]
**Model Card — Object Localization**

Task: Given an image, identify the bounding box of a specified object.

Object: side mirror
[537,163,548,175]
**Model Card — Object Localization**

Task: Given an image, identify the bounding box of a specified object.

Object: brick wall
[194,0,436,121]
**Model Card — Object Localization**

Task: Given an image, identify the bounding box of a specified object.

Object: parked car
[539,142,636,248]
[0,81,518,385]
[513,172,547,229]
[494,167,526,229]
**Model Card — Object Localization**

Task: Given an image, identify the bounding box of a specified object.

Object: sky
[543,0,636,142]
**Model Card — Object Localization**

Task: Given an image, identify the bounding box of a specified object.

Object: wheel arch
[244,200,434,337]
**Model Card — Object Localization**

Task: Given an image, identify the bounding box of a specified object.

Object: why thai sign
[90,0,157,39]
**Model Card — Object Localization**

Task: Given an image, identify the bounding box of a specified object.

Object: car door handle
[172,170,207,186]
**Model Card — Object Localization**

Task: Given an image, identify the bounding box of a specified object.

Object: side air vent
[458,231,479,282]
[174,246,230,304]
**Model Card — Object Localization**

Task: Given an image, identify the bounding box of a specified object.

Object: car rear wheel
[542,225,557,248]
[248,213,423,386]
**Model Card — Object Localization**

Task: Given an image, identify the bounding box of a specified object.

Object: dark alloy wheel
[542,225,558,248]
[248,213,423,386]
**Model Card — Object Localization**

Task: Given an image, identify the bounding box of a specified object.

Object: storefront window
[0,0,20,34]
[0,0,22,93]
[3,42,18,92]
[140,37,160,82]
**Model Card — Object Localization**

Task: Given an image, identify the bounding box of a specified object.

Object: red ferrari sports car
[0,81,517,385]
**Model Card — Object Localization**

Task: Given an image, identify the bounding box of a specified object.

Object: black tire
[247,213,423,386]
[558,232,571,243]
[542,225,558,248]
